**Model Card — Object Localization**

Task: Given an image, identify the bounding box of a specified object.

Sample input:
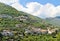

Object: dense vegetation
[0,3,60,41]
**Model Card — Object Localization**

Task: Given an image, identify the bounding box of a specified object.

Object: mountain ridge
[45,16,60,27]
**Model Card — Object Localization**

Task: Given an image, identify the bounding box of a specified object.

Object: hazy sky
[0,0,60,18]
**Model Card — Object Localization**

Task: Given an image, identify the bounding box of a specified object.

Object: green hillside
[0,3,50,29]
[0,3,60,41]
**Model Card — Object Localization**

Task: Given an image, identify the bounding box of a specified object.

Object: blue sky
[20,0,60,7]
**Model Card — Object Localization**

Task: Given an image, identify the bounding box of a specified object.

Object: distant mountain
[45,16,60,27]
[55,16,60,19]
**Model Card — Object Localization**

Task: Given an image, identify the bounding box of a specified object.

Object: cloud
[39,3,57,18]
[24,2,60,18]
[11,2,26,11]
[11,2,60,18]
[25,2,43,16]
[0,0,60,18]
[0,0,18,5]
